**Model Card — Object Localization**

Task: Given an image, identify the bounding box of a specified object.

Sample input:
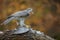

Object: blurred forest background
[0,0,60,40]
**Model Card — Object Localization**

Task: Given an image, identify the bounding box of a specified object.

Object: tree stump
[0,29,55,40]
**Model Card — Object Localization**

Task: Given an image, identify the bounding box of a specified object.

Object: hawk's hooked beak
[29,12,34,15]
[31,12,34,14]
[26,12,33,17]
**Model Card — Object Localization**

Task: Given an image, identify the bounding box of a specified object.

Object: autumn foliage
[0,0,60,39]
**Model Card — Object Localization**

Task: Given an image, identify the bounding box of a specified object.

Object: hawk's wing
[9,8,33,17]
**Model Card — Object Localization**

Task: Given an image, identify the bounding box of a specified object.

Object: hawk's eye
[26,14,29,16]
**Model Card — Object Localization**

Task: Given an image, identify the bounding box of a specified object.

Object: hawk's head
[26,8,34,16]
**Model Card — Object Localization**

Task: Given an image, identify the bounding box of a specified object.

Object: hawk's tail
[1,17,15,25]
